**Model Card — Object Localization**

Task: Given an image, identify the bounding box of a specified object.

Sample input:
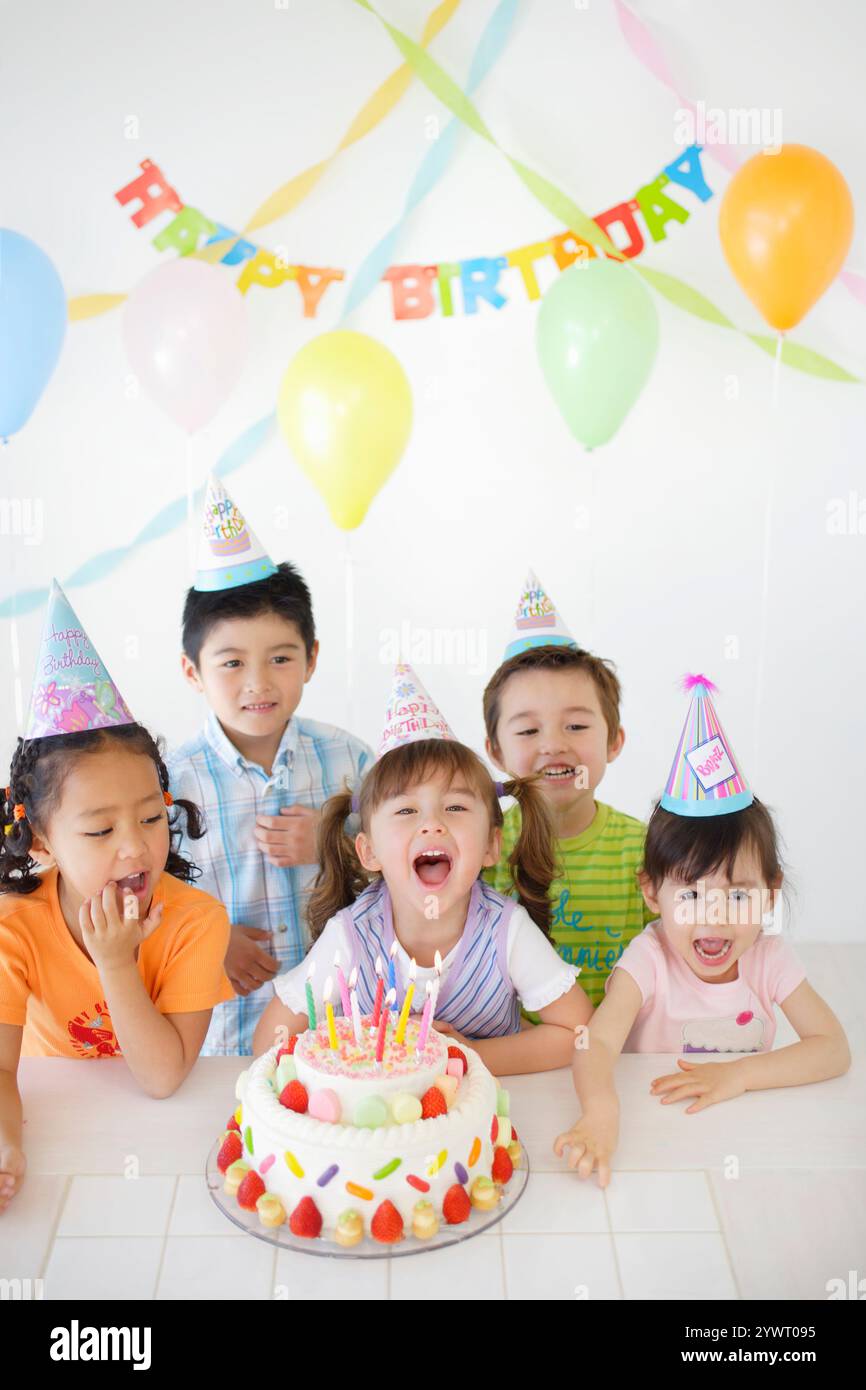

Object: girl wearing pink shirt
[554,675,850,1187]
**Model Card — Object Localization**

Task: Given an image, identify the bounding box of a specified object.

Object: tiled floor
[6,944,864,1300]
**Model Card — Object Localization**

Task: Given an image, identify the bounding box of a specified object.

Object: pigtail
[499,774,556,938]
[0,738,42,894]
[306,787,373,940]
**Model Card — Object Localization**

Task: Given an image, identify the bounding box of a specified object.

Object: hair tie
[13,804,26,821]
[350,791,360,814]
[494,781,507,798]
[163,791,174,807]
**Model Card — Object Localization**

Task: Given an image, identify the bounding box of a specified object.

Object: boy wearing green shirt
[482,574,652,1008]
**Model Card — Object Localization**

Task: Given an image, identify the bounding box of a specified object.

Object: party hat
[660,674,752,817]
[503,569,577,660]
[377,664,456,759]
[194,473,278,592]
[25,580,136,740]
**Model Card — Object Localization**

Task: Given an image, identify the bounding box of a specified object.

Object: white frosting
[292,1018,448,1114]
[236,1034,500,1233]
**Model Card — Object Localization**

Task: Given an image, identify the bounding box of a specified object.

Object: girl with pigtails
[0,583,235,1212]
[255,666,590,1071]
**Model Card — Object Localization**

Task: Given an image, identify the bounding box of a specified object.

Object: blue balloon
[0,229,67,439]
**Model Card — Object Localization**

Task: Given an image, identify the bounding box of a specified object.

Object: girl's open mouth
[692,936,733,967]
[116,870,149,898]
[413,849,452,888]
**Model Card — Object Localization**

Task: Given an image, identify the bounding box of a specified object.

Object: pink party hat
[25,580,136,740]
[504,569,577,660]
[377,664,456,759]
[194,473,278,592]
[660,674,752,817]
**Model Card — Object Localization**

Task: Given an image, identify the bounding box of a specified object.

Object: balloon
[718,145,854,331]
[536,260,659,449]
[122,259,248,433]
[277,331,413,529]
[0,229,67,439]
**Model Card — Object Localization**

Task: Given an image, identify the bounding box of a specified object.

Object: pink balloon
[122,259,247,433]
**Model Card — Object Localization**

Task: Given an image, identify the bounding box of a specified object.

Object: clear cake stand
[206,1138,529,1259]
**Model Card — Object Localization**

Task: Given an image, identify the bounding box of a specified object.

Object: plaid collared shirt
[167,711,373,1055]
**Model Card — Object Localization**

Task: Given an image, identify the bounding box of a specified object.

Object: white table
[4,945,865,1301]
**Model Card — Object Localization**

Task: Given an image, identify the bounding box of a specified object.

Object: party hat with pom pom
[661,674,752,817]
[194,473,278,591]
[377,664,456,759]
[504,569,577,660]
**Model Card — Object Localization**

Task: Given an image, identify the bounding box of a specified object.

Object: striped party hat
[25,580,136,740]
[377,664,456,759]
[194,474,278,592]
[661,674,752,817]
[504,569,577,660]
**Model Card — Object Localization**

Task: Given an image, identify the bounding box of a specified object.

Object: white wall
[2,0,864,938]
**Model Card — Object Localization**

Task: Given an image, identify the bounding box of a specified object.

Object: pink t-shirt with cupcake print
[606,920,807,1054]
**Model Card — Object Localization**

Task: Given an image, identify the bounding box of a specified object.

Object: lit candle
[334,950,351,1018]
[323,975,338,1051]
[394,959,416,1046]
[416,979,434,1054]
[348,966,363,1046]
[388,940,398,1010]
[429,949,443,1023]
[305,960,317,1030]
[370,955,385,1032]
[376,988,396,1064]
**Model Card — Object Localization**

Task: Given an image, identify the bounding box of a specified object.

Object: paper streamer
[352,0,861,383]
[340,0,519,321]
[612,0,866,313]
[0,413,275,618]
[67,0,462,317]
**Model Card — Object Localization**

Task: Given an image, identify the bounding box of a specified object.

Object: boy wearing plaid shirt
[168,478,372,1054]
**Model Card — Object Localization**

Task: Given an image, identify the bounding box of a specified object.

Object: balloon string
[3,436,24,735]
[344,530,354,735]
[186,434,196,579]
[753,331,783,769]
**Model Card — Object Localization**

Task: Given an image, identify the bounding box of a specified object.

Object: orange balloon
[719,144,854,331]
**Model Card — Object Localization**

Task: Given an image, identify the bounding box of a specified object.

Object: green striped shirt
[483,800,654,1009]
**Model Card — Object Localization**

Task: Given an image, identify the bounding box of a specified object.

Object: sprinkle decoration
[468,1137,481,1167]
[454,1162,468,1185]
[346,1182,374,1201]
[259,1153,275,1175]
[317,1164,340,1188]
[491,1115,499,1143]
[284,1151,305,1178]
[244,1125,254,1154]
[373,1157,403,1180]
[406,1174,430,1193]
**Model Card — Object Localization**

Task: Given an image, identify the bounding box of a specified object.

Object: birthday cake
[214,1014,520,1246]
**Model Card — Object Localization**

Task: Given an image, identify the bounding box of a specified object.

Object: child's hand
[254,806,321,868]
[225,925,279,997]
[553,1111,618,1187]
[433,1021,472,1048]
[650,1058,747,1113]
[0,1144,26,1211]
[80,883,164,973]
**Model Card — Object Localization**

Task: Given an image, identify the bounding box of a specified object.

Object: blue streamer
[0,411,275,618]
[339,0,519,321]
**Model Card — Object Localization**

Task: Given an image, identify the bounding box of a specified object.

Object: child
[483,571,654,1008]
[0,583,234,1211]
[168,477,373,1056]
[256,664,590,1070]
[554,675,850,1187]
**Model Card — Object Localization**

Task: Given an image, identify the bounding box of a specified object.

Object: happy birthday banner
[110,145,714,320]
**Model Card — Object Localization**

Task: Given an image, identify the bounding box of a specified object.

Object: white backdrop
[2,0,864,939]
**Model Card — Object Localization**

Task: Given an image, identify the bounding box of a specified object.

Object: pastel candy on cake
[503,569,577,661]
[308,1088,342,1124]
[660,674,752,818]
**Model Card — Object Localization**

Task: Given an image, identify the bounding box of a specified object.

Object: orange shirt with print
[0,866,235,1058]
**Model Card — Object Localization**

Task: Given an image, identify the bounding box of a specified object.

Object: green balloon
[536,260,659,449]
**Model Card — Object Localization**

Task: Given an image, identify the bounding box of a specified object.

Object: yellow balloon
[719,144,854,331]
[277,330,413,529]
